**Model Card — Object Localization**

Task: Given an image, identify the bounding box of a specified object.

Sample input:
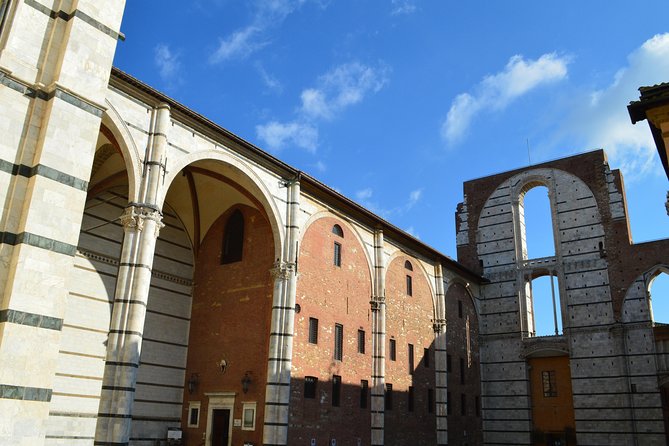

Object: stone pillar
[0,1,125,444]
[263,178,300,446]
[370,229,386,446]
[434,265,448,446]
[94,103,169,445]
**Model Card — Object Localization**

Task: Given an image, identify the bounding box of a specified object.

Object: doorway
[211,409,231,446]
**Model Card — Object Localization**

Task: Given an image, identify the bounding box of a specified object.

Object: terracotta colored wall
[385,256,436,446]
[181,205,274,446]
[290,216,373,445]
[445,282,483,445]
[528,356,575,441]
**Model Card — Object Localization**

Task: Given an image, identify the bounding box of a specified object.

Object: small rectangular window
[408,386,414,412]
[447,354,452,373]
[408,343,414,374]
[242,402,256,431]
[360,380,368,409]
[542,370,557,397]
[304,376,317,399]
[447,391,451,415]
[333,242,342,267]
[385,383,393,410]
[428,388,434,414]
[424,347,430,368]
[308,317,318,344]
[332,375,341,407]
[187,401,201,428]
[458,300,463,318]
[389,339,396,361]
[358,329,365,354]
[460,356,465,384]
[475,395,480,416]
[461,393,466,415]
[334,324,343,361]
[406,275,413,296]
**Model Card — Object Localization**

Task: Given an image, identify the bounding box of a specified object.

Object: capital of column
[370,294,385,312]
[433,318,446,334]
[120,205,164,236]
[271,261,296,281]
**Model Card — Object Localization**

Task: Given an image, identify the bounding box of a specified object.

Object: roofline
[109,67,484,284]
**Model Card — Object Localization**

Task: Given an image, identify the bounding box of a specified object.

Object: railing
[519,255,557,269]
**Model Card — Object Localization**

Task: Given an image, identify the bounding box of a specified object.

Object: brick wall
[181,205,274,446]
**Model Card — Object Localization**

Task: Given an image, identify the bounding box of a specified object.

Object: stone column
[94,103,169,445]
[263,178,300,446]
[0,1,125,444]
[434,265,448,446]
[370,229,386,446]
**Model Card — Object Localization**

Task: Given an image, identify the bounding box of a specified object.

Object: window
[542,370,557,397]
[221,209,244,264]
[304,376,317,399]
[406,275,413,296]
[447,391,451,415]
[360,380,368,409]
[424,347,430,368]
[332,375,341,407]
[461,393,466,415]
[242,402,256,430]
[0,0,10,37]
[332,224,343,237]
[308,318,318,344]
[447,354,452,373]
[333,241,342,267]
[475,395,480,416]
[334,324,343,361]
[389,338,396,361]
[460,357,465,384]
[187,401,201,428]
[458,300,463,318]
[357,329,365,354]
[408,343,414,374]
[385,384,393,410]
[408,386,414,412]
[428,388,434,414]
[404,260,413,271]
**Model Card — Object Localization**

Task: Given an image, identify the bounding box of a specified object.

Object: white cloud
[210,0,320,63]
[404,226,420,239]
[391,0,417,15]
[257,61,390,151]
[355,188,373,201]
[562,33,669,181]
[255,120,318,152]
[408,188,422,207]
[154,44,181,85]
[442,53,570,145]
[301,62,390,120]
[256,63,283,93]
[210,26,266,63]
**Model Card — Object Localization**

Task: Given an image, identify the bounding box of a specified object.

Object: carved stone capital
[271,261,296,280]
[120,205,164,236]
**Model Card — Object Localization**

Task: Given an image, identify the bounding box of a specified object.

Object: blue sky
[113,1,669,327]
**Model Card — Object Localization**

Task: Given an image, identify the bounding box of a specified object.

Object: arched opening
[651,271,669,325]
[530,274,563,337]
[521,185,556,260]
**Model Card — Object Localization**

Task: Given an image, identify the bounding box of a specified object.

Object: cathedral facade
[0,1,667,446]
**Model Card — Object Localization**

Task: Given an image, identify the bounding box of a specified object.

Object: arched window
[221,209,244,264]
[530,274,562,336]
[650,271,669,325]
[404,260,413,271]
[405,260,413,296]
[332,224,343,237]
[521,185,556,259]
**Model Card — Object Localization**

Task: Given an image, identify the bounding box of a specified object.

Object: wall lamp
[241,372,252,394]
[188,373,199,394]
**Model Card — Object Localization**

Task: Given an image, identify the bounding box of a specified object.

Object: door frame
[205,392,235,446]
